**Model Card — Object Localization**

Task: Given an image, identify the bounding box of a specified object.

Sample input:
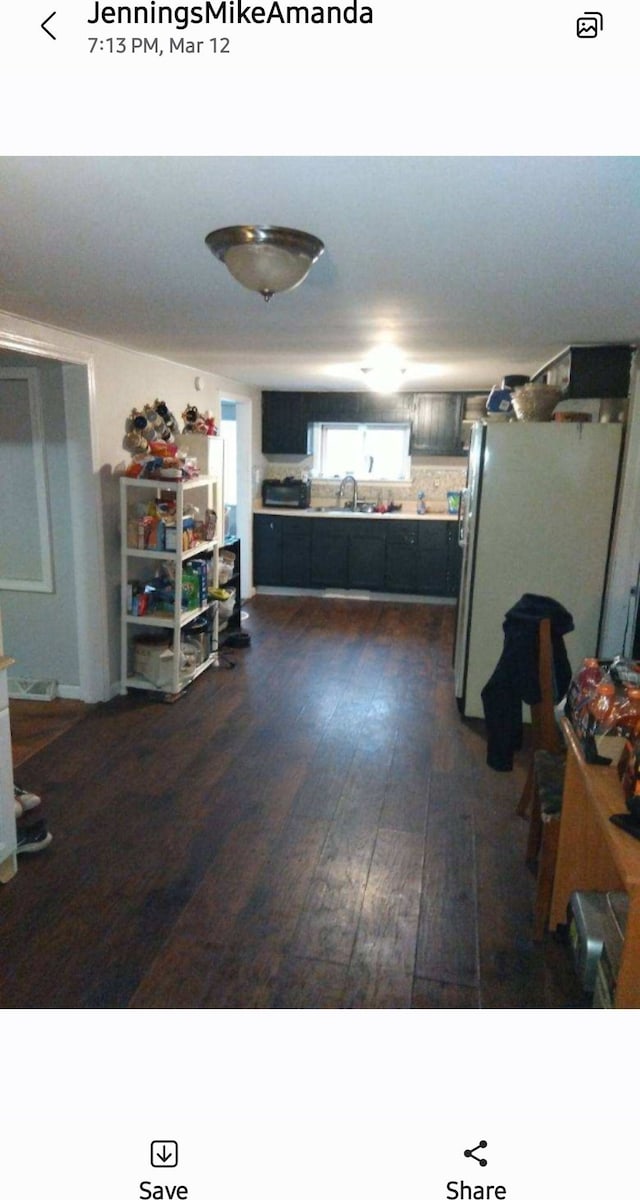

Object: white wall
[0,310,259,699]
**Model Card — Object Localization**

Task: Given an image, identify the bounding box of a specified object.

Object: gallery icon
[576,11,603,36]
[151,1141,179,1168]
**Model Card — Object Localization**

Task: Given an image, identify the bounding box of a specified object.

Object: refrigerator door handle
[458,487,470,546]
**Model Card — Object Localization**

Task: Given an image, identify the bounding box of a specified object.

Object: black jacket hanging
[481,594,574,771]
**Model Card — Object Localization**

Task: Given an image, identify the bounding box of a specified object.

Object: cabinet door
[282,518,312,587]
[311,520,349,587]
[253,515,283,585]
[416,521,449,595]
[358,391,409,425]
[445,526,463,597]
[385,521,418,592]
[537,345,633,399]
[410,393,464,455]
[348,524,386,589]
[261,393,310,455]
[307,392,361,423]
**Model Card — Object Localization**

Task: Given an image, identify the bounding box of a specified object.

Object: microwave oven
[262,478,310,509]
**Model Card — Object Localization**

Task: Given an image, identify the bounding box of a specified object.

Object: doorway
[221,396,253,602]
[0,342,108,703]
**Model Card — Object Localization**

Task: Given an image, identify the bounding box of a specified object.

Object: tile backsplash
[260,459,468,513]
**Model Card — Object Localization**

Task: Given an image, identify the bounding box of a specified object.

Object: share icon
[464,1140,488,1167]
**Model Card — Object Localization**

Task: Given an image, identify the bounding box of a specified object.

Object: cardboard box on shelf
[134,638,174,688]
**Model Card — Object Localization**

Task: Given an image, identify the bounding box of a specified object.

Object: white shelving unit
[120,474,220,697]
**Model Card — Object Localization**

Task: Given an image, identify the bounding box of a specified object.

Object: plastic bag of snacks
[566,657,604,737]
[566,656,640,764]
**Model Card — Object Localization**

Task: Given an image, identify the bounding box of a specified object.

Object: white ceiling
[1,157,638,392]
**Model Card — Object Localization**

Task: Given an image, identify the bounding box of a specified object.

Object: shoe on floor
[14,784,42,812]
[17,819,52,855]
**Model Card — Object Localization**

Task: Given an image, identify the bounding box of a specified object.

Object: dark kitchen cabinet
[254,515,312,586]
[358,392,410,425]
[410,393,465,455]
[310,519,385,590]
[261,392,311,455]
[300,391,403,426]
[417,521,461,597]
[417,521,448,594]
[348,523,386,589]
[262,389,470,455]
[253,515,283,585]
[255,513,461,597]
[385,521,418,592]
[281,517,312,587]
[532,344,633,399]
[306,392,360,423]
[310,519,350,587]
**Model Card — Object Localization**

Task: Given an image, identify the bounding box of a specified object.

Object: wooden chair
[515,617,567,940]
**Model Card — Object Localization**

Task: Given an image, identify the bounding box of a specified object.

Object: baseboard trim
[254,586,455,606]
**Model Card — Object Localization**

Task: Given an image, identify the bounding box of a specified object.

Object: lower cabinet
[345,524,386,589]
[310,520,349,587]
[282,518,312,587]
[253,515,283,585]
[417,521,448,594]
[310,519,386,589]
[253,515,312,587]
[417,521,461,597]
[254,514,461,596]
[385,522,418,592]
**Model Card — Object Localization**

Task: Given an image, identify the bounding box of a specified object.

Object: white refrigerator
[454,420,622,719]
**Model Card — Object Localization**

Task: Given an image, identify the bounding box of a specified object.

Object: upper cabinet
[532,344,634,398]
[262,390,467,456]
[409,392,465,455]
[261,392,312,455]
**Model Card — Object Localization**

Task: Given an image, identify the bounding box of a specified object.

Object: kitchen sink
[311,505,355,513]
[311,504,377,514]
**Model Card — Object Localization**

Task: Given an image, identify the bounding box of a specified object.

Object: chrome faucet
[338,473,358,511]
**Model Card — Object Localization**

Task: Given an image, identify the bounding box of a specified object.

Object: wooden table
[550,717,640,1007]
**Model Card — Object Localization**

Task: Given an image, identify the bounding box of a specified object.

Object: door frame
[220,391,253,602]
[0,329,109,703]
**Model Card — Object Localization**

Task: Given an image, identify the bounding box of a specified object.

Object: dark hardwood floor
[2,596,583,1009]
[10,697,90,768]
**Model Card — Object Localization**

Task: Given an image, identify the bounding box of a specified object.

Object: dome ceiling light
[205,224,325,302]
[361,346,407,394]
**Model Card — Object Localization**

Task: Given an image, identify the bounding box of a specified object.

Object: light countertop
[255,505,458,521]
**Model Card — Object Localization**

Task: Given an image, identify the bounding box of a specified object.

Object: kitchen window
[313,422,411,481]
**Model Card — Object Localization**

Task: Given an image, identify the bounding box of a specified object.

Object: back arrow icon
[41,12,56,38]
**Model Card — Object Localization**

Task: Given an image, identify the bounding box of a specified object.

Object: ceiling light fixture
[205,225,325,302]
[361,346,407,394]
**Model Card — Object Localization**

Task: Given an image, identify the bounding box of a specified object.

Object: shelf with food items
[120,474,221,697]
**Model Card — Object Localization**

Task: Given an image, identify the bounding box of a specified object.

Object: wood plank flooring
[1,595,583,1009]
[10,698,90,767]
